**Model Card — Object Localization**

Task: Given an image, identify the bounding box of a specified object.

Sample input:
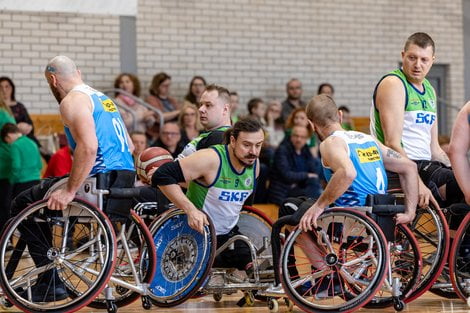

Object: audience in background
[264,100,284,149]
[229,91,241,123]
[114,73,155,133]
[183,76,207,106]
[130,131,148,161]
[153,121,184,158]
[146,72,180,122]
[1,123,42,198]
[268,124,322,206]
[43,144,72,178]
[284,108,318,157]
[317,82,335,97]
[281,78,305,124]
[178,103,201,146]
[338,105,354,130]
[246,97,266,125]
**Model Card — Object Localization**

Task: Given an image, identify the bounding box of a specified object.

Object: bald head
[45,56,79,78]
[306,94,339,128]
[45,56,82,103]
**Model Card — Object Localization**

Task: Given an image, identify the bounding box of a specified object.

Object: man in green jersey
[152,118,263,271]
[370,32,462,208]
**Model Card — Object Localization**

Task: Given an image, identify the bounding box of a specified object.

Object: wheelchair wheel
[366,224,422,307]
[85,211,157,308]
[0,198,116,313]
[449,212,470,302]
[406,204,450,301]
[280,208,389,313]
[147,208,216,307]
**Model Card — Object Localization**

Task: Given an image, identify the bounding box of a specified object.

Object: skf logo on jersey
[356,147,380,163]
[218,191,250,202]
[415,112,436,125]
[101,99,117,112]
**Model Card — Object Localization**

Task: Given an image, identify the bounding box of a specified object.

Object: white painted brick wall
[0,0,465,134]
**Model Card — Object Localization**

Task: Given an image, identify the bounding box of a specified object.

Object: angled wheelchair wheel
[449,212,470,302]
[85,211,157,309]
[0,198,116,313]
[147,208,216,307]
[280,208,389,313]
[366,224,422,308]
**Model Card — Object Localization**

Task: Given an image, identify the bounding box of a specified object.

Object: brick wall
[0,0,465,133]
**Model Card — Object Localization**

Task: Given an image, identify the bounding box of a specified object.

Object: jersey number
[112,118,129,152]
[376,167,386,194]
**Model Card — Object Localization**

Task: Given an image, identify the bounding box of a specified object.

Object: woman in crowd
[264,100,285,149]
[284,108,318,157]
[114,73,155,133]
[178,103,202,146]
[246,97,266,125]
[183,76,206,106]
[146,72,180,122]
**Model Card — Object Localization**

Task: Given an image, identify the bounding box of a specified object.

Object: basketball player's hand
[300,206,324,232]
[47,189,75,211]
[418,180,438,208]
[146,167,158,185]
[395,211,415,225]
[187,207,209,234]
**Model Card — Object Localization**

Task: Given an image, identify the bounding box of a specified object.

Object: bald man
[10,56,135,302]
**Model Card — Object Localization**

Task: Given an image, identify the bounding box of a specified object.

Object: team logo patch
[101,99,117,112]
[220,176,232,184]
[356,147,381,163]
[244,177,252,187]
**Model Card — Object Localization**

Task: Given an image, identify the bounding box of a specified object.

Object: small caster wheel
[213,293,223,302]
[1,298,13,308]
[236,296,246,307]
[106,300,118,313]
[142,296,152,310]
[268,298,279,313]
[393,299,405,311]
[284,298,294,312]
[245,292,255,306]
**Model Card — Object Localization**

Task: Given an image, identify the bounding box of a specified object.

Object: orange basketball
[136,147,173,182]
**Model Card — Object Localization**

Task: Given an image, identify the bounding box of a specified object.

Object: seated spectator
[284,108,319,157]
[338,105,354,130]
[130,131,148,160]
[152,121,184,158]
[1,123,42,198]
[0,76,42,153]
[178,103,201,146]
[230,91,241,124]
[281,78,305,124]
[183,76,206,106]
[114,73,155,133]
[268,125,322,206]
[247,97,266,125]
[264,100,284,149]
[43,145,72,178]
[317,82,335,97]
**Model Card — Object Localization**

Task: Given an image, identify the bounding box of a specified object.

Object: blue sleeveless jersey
[64,84,134,174]
[323,131,387,206]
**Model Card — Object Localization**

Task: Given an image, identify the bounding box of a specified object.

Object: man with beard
[280,78,305,124]
[151,117,264,272]
[10,55,135,301]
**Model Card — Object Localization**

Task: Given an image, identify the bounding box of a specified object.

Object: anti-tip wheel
[268,298,279,313]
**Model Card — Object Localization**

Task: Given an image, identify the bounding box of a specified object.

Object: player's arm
[378,142,419,224]
[449,102,470,204]
[300,136,356,231]
[48,92,97,210]
[375,76,408,156]
[152,148,219,233]
[430,118,450,166]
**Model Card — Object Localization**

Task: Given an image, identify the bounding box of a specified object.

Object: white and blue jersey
[323,131,387,206]
[64,84,134,174]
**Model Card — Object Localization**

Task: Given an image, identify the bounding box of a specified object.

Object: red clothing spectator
[43,145,72,178]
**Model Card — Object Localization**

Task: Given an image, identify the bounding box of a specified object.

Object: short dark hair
[404,32,435,55]
[247,98,263,115]
[338,105,350,113]
[317,83,334,95]
[149,72,171,96]
[223,117,264,144]
[1,123,19,142]
[229,91,238,97]
[204,84,230,105]
[0,76,16,101]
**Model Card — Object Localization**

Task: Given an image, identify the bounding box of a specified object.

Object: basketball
[136,147,173,183]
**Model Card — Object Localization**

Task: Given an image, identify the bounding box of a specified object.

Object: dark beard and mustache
[49,83,63,103]
[233,151,257,168]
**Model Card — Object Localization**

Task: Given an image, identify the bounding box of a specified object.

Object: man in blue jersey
[10,56,135,301]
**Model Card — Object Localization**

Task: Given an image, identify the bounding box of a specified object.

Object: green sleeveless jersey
[370,69,437,160]
[176,126,230,160]
[186,144,256,235]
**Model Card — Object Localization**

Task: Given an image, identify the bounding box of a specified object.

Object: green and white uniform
[177,126,230,160]
[370,68,437,161]
[186,144,256,235]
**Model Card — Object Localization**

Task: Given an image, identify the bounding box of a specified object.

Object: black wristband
[151,160,185,187]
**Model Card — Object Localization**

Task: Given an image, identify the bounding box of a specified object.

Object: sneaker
[295,280,314,296]
[314,273,343,299]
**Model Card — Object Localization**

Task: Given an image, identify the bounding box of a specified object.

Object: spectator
[230,91,241,123]
[178,103,202,146]
[338,105,354,130]
[0,93,16,230]
[284,108,318,157]
[247,97,266,125]
[264,100,284,149]
[1,123,42,198]
[268,125,322,206]
[0,76,41,150]
[146,72,180,122]
[152,121,184,158]
[114,73,155,133]
[130,131,148,160]
[43,144,72,178]
[317,82,335,97]
[183,76,207,106]
[281,78,305,123]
